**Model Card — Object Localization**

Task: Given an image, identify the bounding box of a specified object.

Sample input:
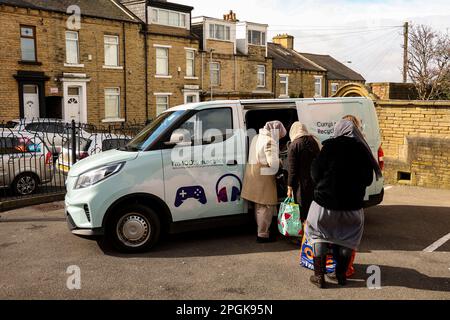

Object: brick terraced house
[191,11,274,101]
[300,52,366,96]
[0,0,366,122]
[0,0,147,124]
[269,34,365,98]
[120,0,202,116]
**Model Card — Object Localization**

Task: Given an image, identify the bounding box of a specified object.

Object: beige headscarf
[289,122,322,149]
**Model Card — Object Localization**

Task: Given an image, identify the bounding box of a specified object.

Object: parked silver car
[0,132,53,195]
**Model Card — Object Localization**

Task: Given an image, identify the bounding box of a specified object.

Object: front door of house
[66,86,81,122]
[23,84,40,119]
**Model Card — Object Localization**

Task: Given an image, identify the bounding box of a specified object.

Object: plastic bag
[277,197,303,237]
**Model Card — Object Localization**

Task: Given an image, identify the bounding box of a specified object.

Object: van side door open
[161,104,246,222]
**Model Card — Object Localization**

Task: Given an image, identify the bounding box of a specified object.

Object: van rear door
[296,98,384,203]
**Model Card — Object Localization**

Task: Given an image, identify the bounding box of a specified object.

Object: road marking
[384,186,393,191]
[423,233,450,252]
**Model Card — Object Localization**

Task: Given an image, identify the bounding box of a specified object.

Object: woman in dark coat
[305,119,383,288]
[287,122,321,222]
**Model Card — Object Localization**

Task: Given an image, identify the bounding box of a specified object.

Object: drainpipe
[122,22,128,122]
[144,4,149,121]
[210,48,214,100]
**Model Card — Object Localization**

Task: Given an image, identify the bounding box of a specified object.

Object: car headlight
[74,162,124,189]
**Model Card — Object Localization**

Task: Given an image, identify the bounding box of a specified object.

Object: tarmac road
[0,185,449,300]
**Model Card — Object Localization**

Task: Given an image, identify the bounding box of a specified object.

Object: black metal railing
[0,119,146,202]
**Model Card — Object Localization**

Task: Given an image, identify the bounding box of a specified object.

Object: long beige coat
[241,130,280,205]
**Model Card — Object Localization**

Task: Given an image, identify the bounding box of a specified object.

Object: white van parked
[65,98,384,253]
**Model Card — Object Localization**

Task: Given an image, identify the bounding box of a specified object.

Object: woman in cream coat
[241,121,287,243]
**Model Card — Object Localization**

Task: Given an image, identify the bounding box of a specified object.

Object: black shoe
[335,255,351,286]
[326,271,338,282]
[256,236,275,243]
[310,256,327,289]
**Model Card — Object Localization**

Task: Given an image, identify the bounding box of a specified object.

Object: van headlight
[74,162,124,189]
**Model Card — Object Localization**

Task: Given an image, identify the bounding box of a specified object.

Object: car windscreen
[102,138,130,151]
[62,137,91,152]
[0,137,43,154]
[125,111,186,151]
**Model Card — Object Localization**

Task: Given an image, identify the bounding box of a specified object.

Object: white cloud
[179,0,450,82]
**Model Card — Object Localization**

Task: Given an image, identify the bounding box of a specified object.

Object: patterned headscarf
[333,119,382,180]
[263,121,287,139]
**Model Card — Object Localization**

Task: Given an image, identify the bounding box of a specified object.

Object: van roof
[165,97,372,112]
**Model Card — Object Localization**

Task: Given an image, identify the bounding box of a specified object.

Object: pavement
[0,185,449,300]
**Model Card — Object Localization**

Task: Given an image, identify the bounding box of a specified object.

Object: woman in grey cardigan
[305,119,382,288]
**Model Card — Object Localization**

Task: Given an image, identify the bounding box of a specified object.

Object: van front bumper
[66,212,104,238]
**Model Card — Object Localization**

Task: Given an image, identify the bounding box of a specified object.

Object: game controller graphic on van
[174,186,207,207]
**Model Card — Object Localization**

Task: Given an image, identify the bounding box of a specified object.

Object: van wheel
[106,204,161,253]
[12,173,38,196]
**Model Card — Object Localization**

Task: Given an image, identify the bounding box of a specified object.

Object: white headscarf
[262,121,287,139]
[289,121,322,149]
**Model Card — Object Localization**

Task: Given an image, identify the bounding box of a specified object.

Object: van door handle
[227,160,238,166]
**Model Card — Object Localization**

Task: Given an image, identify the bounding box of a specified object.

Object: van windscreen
[125,111,186,151]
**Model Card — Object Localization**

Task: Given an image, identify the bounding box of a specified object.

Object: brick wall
[376,100,450,189]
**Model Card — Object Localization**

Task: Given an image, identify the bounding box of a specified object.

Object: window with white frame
[186,50,195,77]
[331,83,339,95]
[65,31,79,64]
[210,62,220,86]
[314,76,323,97]
[257,65,266,87]
[156,47,169,76]
[104,35,119,67]
[248,30,266,46]
[156,95,169,115]
[104,88,120,119]
[151,8,186,28]
[209,24,231,41]
[280,75,289,97]
[20,26,37,62]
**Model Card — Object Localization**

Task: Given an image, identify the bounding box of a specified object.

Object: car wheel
[12,173,38,196]
[106,204,161,253]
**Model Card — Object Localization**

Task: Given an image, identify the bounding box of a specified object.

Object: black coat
[287,135,321,220]
[311,136,374,211]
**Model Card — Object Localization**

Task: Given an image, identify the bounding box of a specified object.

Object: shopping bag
[277,197,303,237]
[300,232,356,277]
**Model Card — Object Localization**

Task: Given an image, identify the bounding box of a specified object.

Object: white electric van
[65,98,384,253]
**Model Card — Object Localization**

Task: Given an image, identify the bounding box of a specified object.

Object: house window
[186,50,195,77]
[331,83,339,95]
[257,65,266,87]
[104,35,119,67]
[20,26,37,62]
[151,8,186,28]
[105,88,120,119]
[210,62,220,86]
[209,24,231,41]
[156,95,169,115]
[248,30,266,46]
[65,31,79,64]
[156,47,169,76]
[314,76,323,97]
[280,75,289,97]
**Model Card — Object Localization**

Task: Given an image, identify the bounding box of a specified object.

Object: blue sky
[178,0,450,82]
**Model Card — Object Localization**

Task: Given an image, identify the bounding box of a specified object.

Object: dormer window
[248,30,266,46]
[209,24,231,41]
[151,8,187,28]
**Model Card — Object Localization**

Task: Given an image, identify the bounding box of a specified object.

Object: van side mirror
[165,130,192,147]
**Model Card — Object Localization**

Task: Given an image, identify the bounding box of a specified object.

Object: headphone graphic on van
[216,174,242,203]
